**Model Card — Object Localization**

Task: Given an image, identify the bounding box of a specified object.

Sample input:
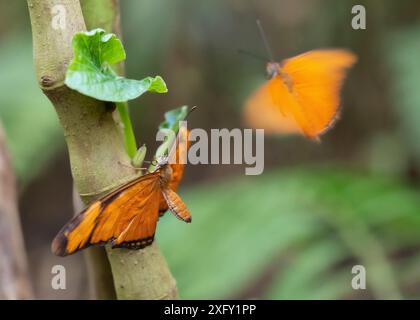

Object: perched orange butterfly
[52,128,190,256]
[244,49,357,139]
[243,26,357,140]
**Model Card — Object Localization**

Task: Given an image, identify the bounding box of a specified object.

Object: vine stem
[116,102,137,159]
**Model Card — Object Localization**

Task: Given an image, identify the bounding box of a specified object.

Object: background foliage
[0,0,419,299]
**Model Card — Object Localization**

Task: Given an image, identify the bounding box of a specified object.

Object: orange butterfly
[52,128,190,256]
[244,49,357,140]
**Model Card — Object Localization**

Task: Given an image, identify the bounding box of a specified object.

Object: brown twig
[0,124,33,299]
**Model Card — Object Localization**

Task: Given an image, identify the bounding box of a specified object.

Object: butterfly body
[266,62,281,78]
[52,154,191,257]
[266,62,294,93]
[245,49,357,139]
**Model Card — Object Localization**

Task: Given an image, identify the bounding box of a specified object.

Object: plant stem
[116,102,137,158]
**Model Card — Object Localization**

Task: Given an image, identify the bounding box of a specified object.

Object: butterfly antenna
[256,19,274,62]
[186,106,197,119]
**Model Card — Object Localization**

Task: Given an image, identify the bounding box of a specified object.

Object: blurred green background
[1,0,420,299]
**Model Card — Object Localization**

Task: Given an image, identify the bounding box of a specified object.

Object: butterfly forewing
[281,49,357,138]
[52,172,161,256]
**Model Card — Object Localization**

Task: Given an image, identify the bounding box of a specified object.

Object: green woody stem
[27,0,178,299]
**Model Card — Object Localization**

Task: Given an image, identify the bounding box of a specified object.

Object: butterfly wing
[162,187,191,223]
[244,78,303,135]
[281,49,357,138]
[52,172,161,256]
[159,127,189,214]
[168,126,189,191]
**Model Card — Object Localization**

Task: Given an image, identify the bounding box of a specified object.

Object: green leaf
[152,106,189,162]
[65,29,167,102]
[132,144,147,168]
[159,105,189,131]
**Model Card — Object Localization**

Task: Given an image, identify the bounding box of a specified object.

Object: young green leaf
[159,105,189,131]
[65,29,167,102]
[132,144,147,168]
[148,106,190,171]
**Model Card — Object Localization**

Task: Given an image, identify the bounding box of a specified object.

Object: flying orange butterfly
[52,127,190,256]
[244,23,357,140]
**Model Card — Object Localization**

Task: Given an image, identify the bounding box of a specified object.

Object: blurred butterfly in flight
[244,21,357,140]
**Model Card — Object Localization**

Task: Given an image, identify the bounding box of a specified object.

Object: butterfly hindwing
[162,187,191,223]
